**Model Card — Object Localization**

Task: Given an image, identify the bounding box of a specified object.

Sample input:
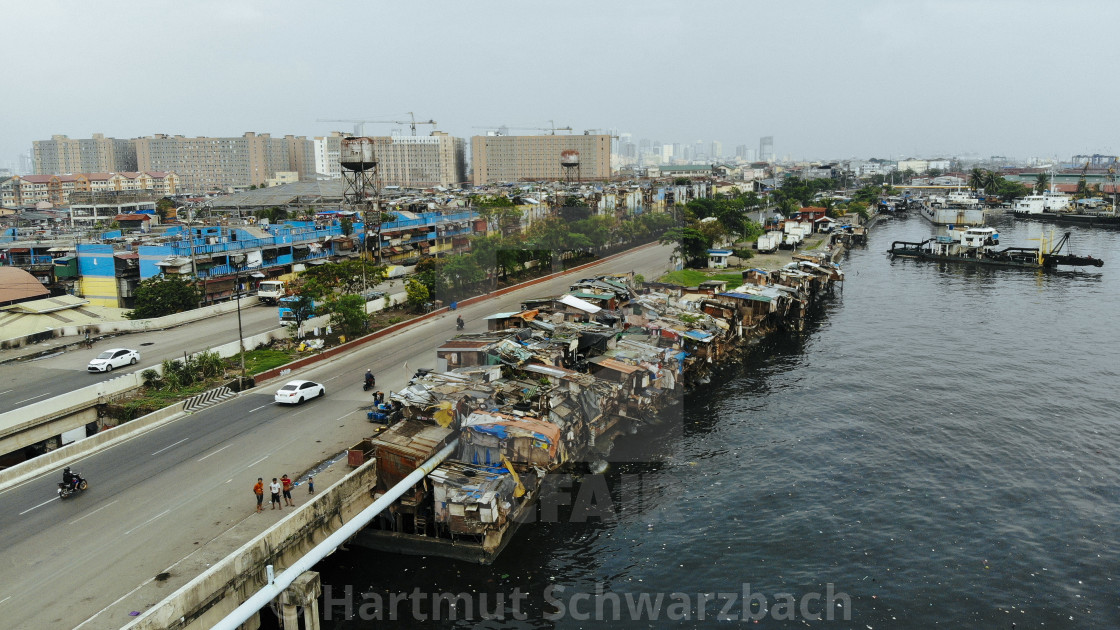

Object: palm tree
[1035,172,1051,194]
[982,170,1001,194]
[969,168,986,192]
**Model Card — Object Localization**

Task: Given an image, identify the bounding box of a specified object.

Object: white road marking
[72,577,155,630]
[69,500,119,525]
[13,393,50,405]
[123,509,170,535]
[198,443,234,461]
[19,496,58,515]
[249,403,270,412]
[246,455,268,469]
[0,595,11,606]
[0,389,13,396]
[150,437,189,456]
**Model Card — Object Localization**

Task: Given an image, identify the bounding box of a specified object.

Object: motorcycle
[58,475,89,499]
[363,375,375,391]
[456,317,465,331]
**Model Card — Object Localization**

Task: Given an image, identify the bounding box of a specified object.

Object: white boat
[918,189,986,225]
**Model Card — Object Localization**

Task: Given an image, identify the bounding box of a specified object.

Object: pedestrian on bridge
[269,478,282,510]
[253,478,264,513]
[281,474,294,507]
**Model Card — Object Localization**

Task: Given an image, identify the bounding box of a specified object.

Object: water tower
[560,149,581,183]
[340,137,382,263]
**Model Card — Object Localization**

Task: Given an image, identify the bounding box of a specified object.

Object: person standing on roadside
[253,478,264,513]
[281,474,294,507]
[307,476,315,494]
[269,477,282,510]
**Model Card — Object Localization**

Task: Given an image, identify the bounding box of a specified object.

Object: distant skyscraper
[711,141,722,160]
[759,136,774,163]
[661,144,673,163]
[735,144,748,159]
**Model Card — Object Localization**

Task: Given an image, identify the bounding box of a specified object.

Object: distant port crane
[318,112,437,136]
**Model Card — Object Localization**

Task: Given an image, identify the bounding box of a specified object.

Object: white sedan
[274,380,325,405]
[87,348,140,372]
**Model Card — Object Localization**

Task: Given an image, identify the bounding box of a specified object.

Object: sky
[3,0,1118,171]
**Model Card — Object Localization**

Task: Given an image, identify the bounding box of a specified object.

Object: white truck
[756,231,782,253]
[257,280,286,305]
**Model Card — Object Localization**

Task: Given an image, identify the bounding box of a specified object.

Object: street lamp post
[235,269,266,391]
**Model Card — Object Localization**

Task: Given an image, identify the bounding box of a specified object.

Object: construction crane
[1077,160,1091,196]
[317,112,437,136]
[472,120,572,135]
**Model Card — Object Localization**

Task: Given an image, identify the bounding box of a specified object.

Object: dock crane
[472,120,572,135]
[317,112,437,136]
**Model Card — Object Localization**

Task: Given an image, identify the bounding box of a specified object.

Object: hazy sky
[4,0,1117,171]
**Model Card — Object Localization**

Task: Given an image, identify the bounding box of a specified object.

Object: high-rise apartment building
[133,132,315,193]
[759,136,774,163]
[371,132,466,188]
[470,134,611,185]
[710,141,722,160]
[314,133,344,179]
[33,133,136,174]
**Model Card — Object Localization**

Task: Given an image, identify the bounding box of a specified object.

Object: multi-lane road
[0,244,672,629]
[0,301,285,415]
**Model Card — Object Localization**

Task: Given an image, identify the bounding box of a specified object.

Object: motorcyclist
[456,315,464,330]
[364,370,375,389]
[62,466,77,489]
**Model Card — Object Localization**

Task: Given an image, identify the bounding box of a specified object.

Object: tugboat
[888,226,1103,269]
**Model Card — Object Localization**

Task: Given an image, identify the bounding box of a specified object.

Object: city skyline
[3,1,1119,173]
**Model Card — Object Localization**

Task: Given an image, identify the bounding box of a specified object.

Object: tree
[155,198,175,220]
[660,226,710,268]
[127,276,202,319]
[1034,172,1051,194]
[328,294,367,337]
[340,216,353,236]
[286,295,317,338]
[969,168,986,192]
[405,278,430,311]
[439,254,485,297]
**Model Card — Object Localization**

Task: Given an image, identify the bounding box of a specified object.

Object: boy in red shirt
[281,474,294,507]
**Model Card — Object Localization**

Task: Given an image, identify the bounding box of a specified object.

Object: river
[313,212,1120,629]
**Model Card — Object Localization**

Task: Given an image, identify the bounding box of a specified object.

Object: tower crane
[472,120,572,135]
[317,112,437,136]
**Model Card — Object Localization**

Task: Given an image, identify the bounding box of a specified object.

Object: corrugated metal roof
[719,291,772,303]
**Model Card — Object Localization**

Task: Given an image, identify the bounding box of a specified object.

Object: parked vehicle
[87,348,140,372]
[257,280,286,305]
[756,231,782,253]
[274,380,325,405]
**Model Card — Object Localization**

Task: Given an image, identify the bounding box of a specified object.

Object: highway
[0,244,672,629]
[0,302,285,415]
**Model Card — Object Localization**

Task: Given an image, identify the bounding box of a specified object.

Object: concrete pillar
[279,570,321,630]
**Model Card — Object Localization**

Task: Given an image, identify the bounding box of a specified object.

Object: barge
[349,261,845,563]
[888,226,1103,269]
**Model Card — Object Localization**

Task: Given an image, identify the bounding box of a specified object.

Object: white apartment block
[371,132,465,188]
[314,133,343,179]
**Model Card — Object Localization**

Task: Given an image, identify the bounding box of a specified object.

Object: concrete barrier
[0,400,188,491]
[123,460,380,630]
[0,297,261,351]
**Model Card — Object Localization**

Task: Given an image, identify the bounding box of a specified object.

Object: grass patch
[658,269,744,290]
[240,349,299,375]
[658,269,710,286]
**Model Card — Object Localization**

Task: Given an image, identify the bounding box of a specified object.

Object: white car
[274,380,325,405]
[87,348,140,372]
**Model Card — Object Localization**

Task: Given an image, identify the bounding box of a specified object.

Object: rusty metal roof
[371,420,453,461]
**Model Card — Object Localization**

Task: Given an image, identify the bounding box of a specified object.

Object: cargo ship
[888,226,1103,269]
